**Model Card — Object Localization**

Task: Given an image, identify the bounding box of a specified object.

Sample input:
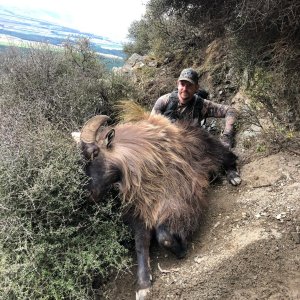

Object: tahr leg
[133,220,152,300]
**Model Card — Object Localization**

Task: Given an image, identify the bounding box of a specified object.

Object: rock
[241,124,262,138]
[242,212,249,219]
[275,212,286,220]
[291,232,300,244]
[225,67,235,83]
[242,68,250,88]
[112,53,159,82]
[147,60,158,67]
[230,90,251,110]
[125,53,144,67]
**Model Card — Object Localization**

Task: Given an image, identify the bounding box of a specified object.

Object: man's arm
[202,99,237,147]
[150,94,170,115]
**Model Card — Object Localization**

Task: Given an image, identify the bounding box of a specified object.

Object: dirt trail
[102,150,300,300]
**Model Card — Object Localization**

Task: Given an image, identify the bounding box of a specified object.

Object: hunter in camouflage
[151,68,237,148]
[151,67,241,185]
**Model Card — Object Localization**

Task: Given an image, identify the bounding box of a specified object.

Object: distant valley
[0,6,126,68]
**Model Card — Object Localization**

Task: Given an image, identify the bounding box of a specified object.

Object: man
[151,67,241,185]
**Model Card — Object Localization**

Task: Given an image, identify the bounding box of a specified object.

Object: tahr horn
[80,115,111,143]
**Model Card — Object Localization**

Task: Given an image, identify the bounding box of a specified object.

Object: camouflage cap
[178,68,199,85]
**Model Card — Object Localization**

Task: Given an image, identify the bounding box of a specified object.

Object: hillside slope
[101,38,300,299]
[102,146,300,299]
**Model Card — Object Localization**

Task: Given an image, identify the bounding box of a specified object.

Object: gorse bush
[0,38,136,130]
[0,40,133,299]
[0,127,130,299]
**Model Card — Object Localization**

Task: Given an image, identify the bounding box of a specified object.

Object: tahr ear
[104,129,115,148]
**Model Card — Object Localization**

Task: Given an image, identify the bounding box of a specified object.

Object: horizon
[0,0,147,42]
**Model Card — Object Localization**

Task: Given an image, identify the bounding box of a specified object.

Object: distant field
[0,40,125,70]
[0,34,62,50]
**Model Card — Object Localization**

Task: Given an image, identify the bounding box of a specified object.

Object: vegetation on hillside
[0,1,299,298]
[0,39,136,299]
[124,0,300,137]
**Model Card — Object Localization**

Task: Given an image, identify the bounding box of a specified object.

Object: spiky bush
[0,38,136,129]
[0,40,133,299]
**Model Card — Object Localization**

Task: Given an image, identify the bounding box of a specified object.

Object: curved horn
[80,115,111,143]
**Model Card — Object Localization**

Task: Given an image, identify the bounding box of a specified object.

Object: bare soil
[102,147,300,300]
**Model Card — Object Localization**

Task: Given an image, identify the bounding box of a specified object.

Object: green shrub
[0,39,136,130]
[126,0,300,131]
[0,123,131,299]
[123,19,151,57]
[0,41,132,299]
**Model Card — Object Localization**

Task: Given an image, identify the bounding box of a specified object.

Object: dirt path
[102,151,300,300]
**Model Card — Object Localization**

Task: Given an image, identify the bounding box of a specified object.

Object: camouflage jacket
[151,92,237,137]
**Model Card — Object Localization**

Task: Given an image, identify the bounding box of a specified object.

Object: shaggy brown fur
[94,109,224,239]
[76,101,238,297]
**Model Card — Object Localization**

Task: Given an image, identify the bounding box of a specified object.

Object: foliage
[0,127,130,299]
[0,38,136,130]
[124,0,300,132]
[123,20,152,57]
[123,1,204,60]
[124,0,237,58]
[0,39,133,299]
[243,65,299,132]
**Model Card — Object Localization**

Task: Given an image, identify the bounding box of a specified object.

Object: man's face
[177,80,199,104]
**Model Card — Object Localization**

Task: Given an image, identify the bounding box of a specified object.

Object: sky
[0,0,147,42]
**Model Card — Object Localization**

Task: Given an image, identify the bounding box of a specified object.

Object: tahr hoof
[227,170,242,186]
[136,288,150,300]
